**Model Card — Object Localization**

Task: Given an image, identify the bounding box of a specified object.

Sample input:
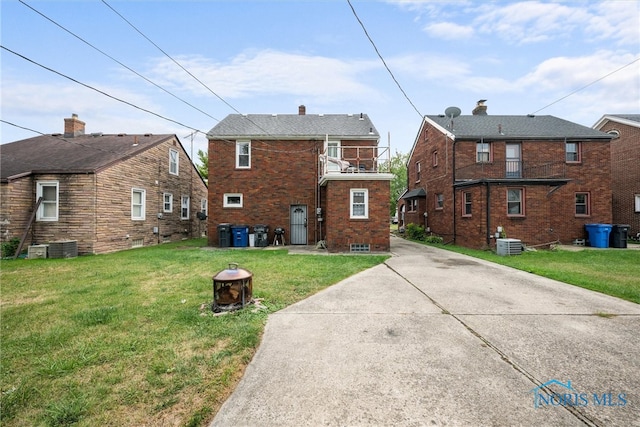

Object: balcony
[319,144,390,177]
[455,160,567,181]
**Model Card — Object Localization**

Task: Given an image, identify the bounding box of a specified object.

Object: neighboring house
[0,114,208,255]
[593,114,640,237]
[206,105,394,252]
[400,101,613,249]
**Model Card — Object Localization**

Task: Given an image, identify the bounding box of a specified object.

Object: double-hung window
[432,150,438,167]
[169,149,179,175]
[566,142,581,163]
[462,192,472,216]
[181,196,190,220]
[635,194,640,213]
[36,181,59,221]
[435,193,444,210]
[327,141,341,158]
[350,189,368,219]
[236,140,251,168]
[476,142,491,163]
[132,188,146,220]
[163,193,173,212]
[507,188,524,216]
[575,192,590,216]
[416,162,421,182]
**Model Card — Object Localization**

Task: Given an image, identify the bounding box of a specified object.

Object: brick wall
[324,179,390,252]
[598,121,640,234]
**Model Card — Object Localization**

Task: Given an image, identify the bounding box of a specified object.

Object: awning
[402,188,426,199]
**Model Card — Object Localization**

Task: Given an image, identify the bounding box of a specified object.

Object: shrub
[1,238,21,258]
[424,235,444,244]
[405,223,426,241]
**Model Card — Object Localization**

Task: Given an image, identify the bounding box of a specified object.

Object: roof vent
[91,132,103,137]
[359,113,364,120]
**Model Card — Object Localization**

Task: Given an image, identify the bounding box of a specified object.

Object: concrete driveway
[211,235,640,426]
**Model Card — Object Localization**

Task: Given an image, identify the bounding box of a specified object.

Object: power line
[530,56,640,115]
[346,0,423,119]
[1,45,203,134]
[18,0,221,123]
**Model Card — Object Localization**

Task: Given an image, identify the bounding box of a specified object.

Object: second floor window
[566,142,581,163]
[236,140,251,168]
[416,162,421,182]
[477,142,491,163]
[575,192,590,216]
[169,149,179,175]
[327,141,341,158]
[436,193,444,210]
[432,150,438,167]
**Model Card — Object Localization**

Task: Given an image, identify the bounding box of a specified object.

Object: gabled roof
[593,114,640,130]
[207,113,379,140]
[1,133,175,182]
[424,115,613,140]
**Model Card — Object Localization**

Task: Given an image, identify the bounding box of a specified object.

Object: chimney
[298,105,306,115]
[64,113,86,137]
[472,99,488,116]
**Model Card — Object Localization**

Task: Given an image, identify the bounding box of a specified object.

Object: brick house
[400,101,613,249]
[593,114,640,237]
[206,105,394,252]
[1,114,208,255]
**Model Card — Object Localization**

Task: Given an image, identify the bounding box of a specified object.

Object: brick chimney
[472,100,488,116]
[64,113,86,137]
[298,105,306,115]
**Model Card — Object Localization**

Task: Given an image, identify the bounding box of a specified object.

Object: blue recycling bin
[584,224,612,248]
[231,225,249,247]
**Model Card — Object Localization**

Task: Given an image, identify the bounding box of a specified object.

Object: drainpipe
[452,137,457,243]
[486,181,491,247]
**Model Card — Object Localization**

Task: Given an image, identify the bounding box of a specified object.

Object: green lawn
[0,239,388,427]
[427,242,640,304]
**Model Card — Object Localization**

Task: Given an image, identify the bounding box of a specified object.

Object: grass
[0,239,388,426]
[423,241,640,304]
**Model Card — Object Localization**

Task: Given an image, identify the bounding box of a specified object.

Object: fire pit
[212,263,253,312]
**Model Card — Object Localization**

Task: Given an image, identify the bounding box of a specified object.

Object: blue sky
[1,0,638,159]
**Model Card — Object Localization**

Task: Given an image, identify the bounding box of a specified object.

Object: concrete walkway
[212,235,640,427]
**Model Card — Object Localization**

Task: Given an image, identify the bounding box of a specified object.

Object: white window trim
[169,149,179,175]
[327,140,341,158]
[635,194,640,213]
[163,193,173,213]
[36,181,59,221]
[224,193,243,208]
[181,196,190,220]
[132,188,146,220]
[350,188,369,219]
[201,198,208,215]
[236,140,251,169]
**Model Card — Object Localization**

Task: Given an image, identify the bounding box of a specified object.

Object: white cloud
[585,2,640,46]
[422,21,474,40]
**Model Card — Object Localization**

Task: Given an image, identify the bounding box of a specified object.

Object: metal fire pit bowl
[212,263,253,312]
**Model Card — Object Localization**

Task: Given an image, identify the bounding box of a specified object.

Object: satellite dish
[445,106,461,119]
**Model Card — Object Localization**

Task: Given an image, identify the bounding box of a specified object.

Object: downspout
[486,181,491,247]
[451,136,457,243]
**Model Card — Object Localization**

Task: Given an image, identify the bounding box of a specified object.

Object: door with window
[290,205,307,245]
[505,143,521,178]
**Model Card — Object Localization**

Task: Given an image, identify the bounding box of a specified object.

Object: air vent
[496,238,522,256]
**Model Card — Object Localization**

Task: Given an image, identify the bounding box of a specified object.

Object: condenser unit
[496,238,522,256]
[48,240,78,259]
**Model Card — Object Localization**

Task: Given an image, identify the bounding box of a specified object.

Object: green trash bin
[610,224,630,248]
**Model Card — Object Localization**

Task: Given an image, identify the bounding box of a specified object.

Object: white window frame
[236,140,251,169]
[507,188,524,217]
[169,149,179,175]
[36,181,59,221]
[635,194,640,213]
[201,198,208,216]
[350,188,369,219]
[132,188,146,220]
[435,193,444,210]
[327,140,341,158]
[477,142,491,163]
[565,142,581,163]
[181,196,190,220]
[416,161,421,182]
[163,193,173,213]
[223,193,243,208]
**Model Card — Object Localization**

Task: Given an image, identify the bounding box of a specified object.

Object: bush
[1,238,21,258]
[405,223,426,240]
[424,235,444,244]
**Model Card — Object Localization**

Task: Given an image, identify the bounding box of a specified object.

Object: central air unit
[48,240,78,258]
[496,238,522,256]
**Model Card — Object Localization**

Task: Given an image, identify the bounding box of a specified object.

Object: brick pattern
[402,121,613,249]
[1,137,208,255]
[599,121,640,235]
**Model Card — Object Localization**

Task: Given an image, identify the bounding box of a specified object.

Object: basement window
[350,243,370,253]
[131,239,143,248]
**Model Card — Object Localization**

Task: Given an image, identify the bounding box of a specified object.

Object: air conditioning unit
[497,238,522,256]
[48,240,78,259]
[28,244,48,259]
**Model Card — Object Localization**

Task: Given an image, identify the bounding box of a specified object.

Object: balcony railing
[455,160,567,180]
[320,144,390,177]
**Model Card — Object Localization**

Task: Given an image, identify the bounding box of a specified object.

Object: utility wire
[530,56,640,115]
[346,0,423,119]
[18,0,221,123]
[1,45,203,133]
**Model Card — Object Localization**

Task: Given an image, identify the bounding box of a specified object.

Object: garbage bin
[254,224,269,247]
[584,224,612,248]
[217,223,231,247]
[231,225,249,247]
[610,224,630,249]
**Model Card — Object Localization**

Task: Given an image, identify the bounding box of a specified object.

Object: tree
[196,149,208,181]
[381,151,408,216]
